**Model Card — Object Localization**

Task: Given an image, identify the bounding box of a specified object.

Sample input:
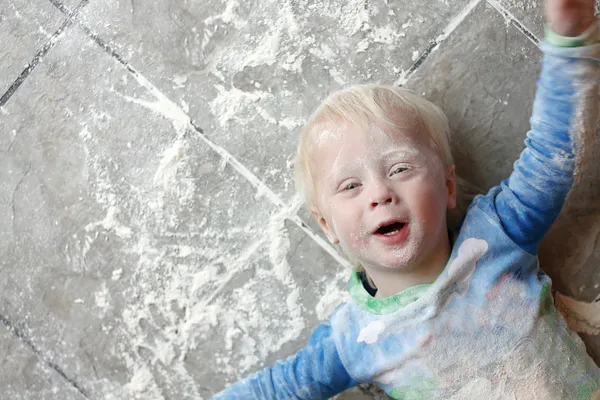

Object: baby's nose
[370,196,393,208]
[369,185,395,208]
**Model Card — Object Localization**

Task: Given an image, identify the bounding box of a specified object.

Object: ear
[445,165,457,210]
[311,206,339,244]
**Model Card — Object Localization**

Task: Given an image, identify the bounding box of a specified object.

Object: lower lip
[374,224,410,245]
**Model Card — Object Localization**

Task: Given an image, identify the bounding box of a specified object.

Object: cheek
[409,179,448,219]
[331,213,368,245]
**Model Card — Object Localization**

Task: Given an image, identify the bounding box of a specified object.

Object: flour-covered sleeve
[491,37,600,254]
[211,322,358,400]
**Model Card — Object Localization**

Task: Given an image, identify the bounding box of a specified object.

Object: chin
[374,259,413,271]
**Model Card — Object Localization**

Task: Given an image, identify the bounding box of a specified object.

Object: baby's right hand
[545,0,596,37]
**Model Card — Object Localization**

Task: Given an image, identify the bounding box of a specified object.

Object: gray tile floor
[1,0,599,399]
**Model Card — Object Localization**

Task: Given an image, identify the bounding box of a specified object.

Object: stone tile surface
[0,0,65,96]
[0,324,86,399]
[195,219,350,397]
[0,26,281,399]
[77,0,473,201]
[538,116,600,363]
[1,0,600,399]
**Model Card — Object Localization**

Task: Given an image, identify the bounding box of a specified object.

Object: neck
[365,233,451,299]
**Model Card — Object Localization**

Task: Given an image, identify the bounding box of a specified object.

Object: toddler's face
[311,116,456,273]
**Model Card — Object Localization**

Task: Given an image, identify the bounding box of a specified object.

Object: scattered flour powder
[69,0,600,398]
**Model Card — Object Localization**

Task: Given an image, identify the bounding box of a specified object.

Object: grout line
[191,120,287,209]
[396,40,436,86]
[0,0,90,107]
[396,0,483,86]
[437,0,484,43]
[202,237,269,307]
[0,23,71,107]
[486,0,540,46]
[46,0,75,14]
[0,313,89,398]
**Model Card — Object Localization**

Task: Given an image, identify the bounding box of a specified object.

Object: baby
[213,0,600,398]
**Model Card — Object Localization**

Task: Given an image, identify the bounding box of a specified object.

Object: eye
[341,181,361,191]
[390,165,409,176]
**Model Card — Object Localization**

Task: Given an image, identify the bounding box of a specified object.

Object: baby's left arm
[491,25,599,254]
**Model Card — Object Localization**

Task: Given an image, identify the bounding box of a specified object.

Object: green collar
[349,271,432,315]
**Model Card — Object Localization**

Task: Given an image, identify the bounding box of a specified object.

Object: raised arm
[490,24,600,254]
[211,322,357,399]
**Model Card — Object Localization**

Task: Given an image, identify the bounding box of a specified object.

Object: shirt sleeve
[210,322,358,400]
[491,35,600,254]
[544,22,599,47]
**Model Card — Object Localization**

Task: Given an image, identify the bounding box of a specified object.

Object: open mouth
[375,222,406,236]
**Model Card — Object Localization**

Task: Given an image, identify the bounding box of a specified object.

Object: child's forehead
[310,119,426,150]
[311,125,345,148]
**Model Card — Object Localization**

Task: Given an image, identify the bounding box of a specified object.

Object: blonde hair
[295,84,454,211]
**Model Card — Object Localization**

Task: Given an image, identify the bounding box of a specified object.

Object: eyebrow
[380,147,421,160]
